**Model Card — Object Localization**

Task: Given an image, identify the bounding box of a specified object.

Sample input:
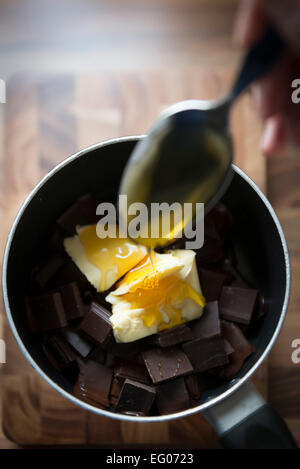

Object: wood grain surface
[0,71,270,447]
[0,0,240,77]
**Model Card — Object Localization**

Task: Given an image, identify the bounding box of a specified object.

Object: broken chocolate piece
[57,282,86,320]
[110,335,155,360]
[35,254,65,289]
[143,347,193,384]
[110,377,124,408]
[199,269,226,302]
[114,360,150,384]
[88,346,106,364]
[205,202,233,240]
[184,374,202,401]
[105,351,117,368]
[230,268,251,288]
[219,286,258,325]
[224,338,234,356]
[116,378,156,414]
[252,293,267,322]
[50,259,91,292]
[43,334,77,371]
[49,225,66,253]
[78,301,112,347]
[155,324,193,348]
[196,237,226,266]
[57,194,99,235]
[73,381,107,410]
[74,360,113,407]
[182,336,229,372]
[191,301,221,340]
[26,292,67,331]
[156,378,190,415]
[62,328,93,358]
[213,321,255,380]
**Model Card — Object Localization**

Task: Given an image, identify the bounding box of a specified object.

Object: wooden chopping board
[0,70,266,447]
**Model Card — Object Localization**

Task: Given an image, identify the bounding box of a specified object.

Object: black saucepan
[2,136,297,448]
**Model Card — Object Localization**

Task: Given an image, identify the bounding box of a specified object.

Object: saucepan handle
[203,381,297,449]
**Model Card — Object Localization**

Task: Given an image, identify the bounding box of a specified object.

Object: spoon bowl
[119,26,284,248]
[119,99,233,248]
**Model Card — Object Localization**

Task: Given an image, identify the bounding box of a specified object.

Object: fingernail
[261,115,286,156]
[261,119,275,155]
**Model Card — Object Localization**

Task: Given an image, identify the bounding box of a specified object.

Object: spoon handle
[230,26,285,102]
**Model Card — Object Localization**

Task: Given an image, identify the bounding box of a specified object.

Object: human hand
[234,0,300,155]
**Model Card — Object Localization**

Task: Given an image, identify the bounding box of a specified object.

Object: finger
[265,0,300,54]
[250,54,294,118]
[261,114,286,156]
[233,0,266,47]
[286,107,300,145]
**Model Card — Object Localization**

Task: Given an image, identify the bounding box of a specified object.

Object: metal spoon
[119,26,285,248]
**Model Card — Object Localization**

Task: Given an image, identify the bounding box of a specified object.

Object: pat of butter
[106,249,205,343]
[64,224,147,292]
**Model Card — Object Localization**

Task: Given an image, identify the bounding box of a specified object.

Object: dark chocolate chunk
[73,381,106,410]
[26,292,67,332]
[62,328,94,358]
[213,321,255,380]
[219,286,258,325]
[49,225,66,253]
[109,335,155,361]
[155,324,193,348]
[105,351,118,368]
[57,194,99,235]
[89,346,106,364]
[229,267,251,288]
[81,289,95,305]
[35,254,65,289]
[43,334,77,371]
[252,293,267,322]
[50,259,91,292]
[224,338,234,356]
[205,202,233,240]
[110,377,124,408]
[78,301,112,348]
[222,320,254,351]
[56,282,86,320]
[143,347,193,384]
[184,374,202,401]
[199,268,226,302]
[74,359,113,407]
[114,360,150,384]
[116,378,156,414]
[156,378,190,415]
[191,301,221,340]
[196,237,226,266]
[182,336,229,372]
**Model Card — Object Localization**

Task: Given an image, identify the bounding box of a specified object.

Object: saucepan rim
[2,135,290,423]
